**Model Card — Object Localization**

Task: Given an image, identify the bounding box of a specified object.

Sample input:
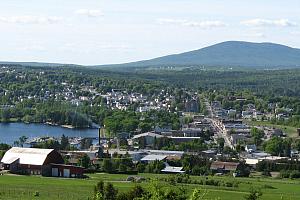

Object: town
[1,65,300,199]
[1,0,300,196]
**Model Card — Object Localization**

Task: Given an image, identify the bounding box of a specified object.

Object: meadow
[0,173,300,200]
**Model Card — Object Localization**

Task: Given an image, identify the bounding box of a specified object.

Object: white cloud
[17,45,46,52]
[291,31,300,35]
[157,18,226,29]
[241,19,297,27]
[244,32,266,38]
[74,9,103,17]
[0,15,62,24]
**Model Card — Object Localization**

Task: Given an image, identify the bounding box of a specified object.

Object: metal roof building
[140,154,167,162]
[161,166,185,173]
[1,147,62,166]
[1,147,64,176]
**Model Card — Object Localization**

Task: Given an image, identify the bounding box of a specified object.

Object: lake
[0,123,99,145]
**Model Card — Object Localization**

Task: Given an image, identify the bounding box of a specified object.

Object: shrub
[290,171,300,179]
[33,191,40,197]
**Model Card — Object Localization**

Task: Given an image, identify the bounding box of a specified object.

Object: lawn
[1,173,300,200]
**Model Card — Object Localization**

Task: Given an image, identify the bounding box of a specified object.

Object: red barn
[1,147,83,178]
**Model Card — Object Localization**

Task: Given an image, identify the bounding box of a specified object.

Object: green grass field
[0,173,300,200]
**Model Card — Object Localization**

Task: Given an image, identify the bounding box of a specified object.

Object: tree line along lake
[0,123,99,145]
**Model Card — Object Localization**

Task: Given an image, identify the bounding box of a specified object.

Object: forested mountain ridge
[103,41,300,69]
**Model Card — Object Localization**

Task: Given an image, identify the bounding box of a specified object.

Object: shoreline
[0,121,98,130]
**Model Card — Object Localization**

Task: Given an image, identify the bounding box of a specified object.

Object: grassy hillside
[0,173,300,200]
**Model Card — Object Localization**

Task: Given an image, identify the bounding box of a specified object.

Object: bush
[279,170,300,179]
[224,182,233,187]
[261,170,271,177]
[33,191,40,197]
[290,171,300,179]
[279,170,290,178]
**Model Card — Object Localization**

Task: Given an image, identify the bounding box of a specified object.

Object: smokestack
[98,128,101,145]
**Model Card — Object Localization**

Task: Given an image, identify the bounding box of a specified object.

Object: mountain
[110,41,300,68]
[0,61,79,67]
[2,41,300,69]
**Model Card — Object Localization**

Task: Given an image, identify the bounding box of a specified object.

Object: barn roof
[1,147,54,166]
[210,161,239,171]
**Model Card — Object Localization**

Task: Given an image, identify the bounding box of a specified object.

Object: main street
[203,98,234,149]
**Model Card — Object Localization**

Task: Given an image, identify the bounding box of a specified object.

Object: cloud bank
[0,15,62,24]
[157,18,226,29]
[74,9,103,17]
[241,19,297,27]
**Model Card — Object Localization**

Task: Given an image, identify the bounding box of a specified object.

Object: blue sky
[0,0,299,65]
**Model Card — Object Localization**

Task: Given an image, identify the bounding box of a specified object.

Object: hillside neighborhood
[1,90,299,179]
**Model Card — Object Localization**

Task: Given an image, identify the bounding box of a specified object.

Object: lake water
[0,123,99,145]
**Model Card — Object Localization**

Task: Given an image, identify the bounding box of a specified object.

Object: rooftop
[1,147,55,166]
[141,155,167,161]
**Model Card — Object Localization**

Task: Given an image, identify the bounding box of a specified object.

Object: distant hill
[107,41,300,68]
[2,41,300,69]
[0,61,78,67]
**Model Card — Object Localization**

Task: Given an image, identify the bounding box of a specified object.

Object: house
[210,161,240,174]
[253,111,264,120]
[1,147,83,178]
[242,111,253,119]
[245,144,257,153]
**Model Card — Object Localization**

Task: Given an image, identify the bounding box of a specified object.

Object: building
[245,144,257,153]
[170,136,202,144]
[1,147,83,178]
[230,134,248,146]
[185,99,199,113]
[210,161,240,174]
[131,132,165,147]
[140,155,166,163]
[161,166,185,174]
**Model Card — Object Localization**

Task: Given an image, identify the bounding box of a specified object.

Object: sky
[0,0,299,65]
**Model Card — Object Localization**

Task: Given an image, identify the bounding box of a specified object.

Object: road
[210,118,234,149]
[203,98,234,149]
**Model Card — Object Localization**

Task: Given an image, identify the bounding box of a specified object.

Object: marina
[0,123,99,145]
